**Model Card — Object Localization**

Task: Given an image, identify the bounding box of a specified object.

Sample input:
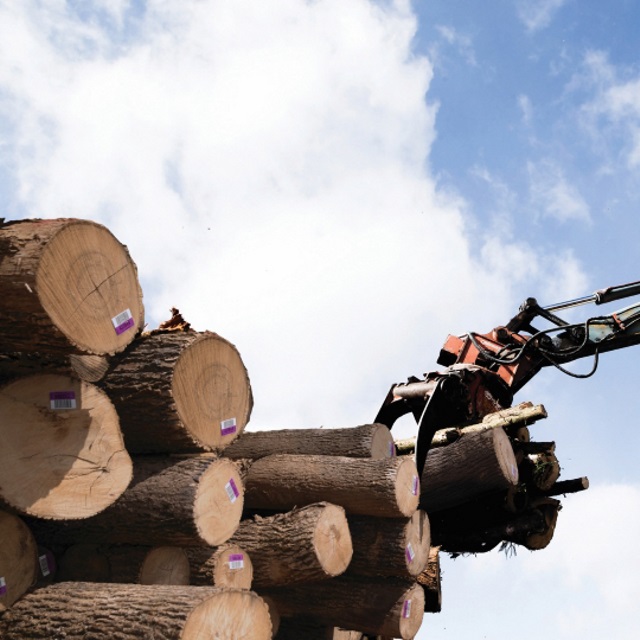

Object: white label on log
[0,576,6,596]
[225,478,240,503]
[411,475,419,495]
[405,542,415,564]
[38,554,51,577]
[228,553,244,570]
[402,599,411,619]
[221,417,237,436]
[49,391,77,410]
[112,308,135,335]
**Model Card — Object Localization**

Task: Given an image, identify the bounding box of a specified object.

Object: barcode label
[112,308,134,335]
[0,576,6,596]
[405,542,415,563]
[411,475,419,496]
[402,599,412,619]
[39,554,51,577]
[49,391,76,410]
[228,553,244,570]
[221,418,237,436]
[225,478,240,503]
[389,441,396,457]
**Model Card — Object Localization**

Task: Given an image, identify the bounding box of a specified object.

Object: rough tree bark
[0,582,272,640]
[224,424,395,460]
[100,330,253,453]
[346,510,430,580]
[420,427,518,512]
[230,502,353,588]
[244,455,420,518]
[0,510,38,612]
[262,577,424,640]
[27,455,243,547]
[0,218,144,355]
[0,373,132,519]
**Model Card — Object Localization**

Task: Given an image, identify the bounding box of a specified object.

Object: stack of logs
[0,217,588,640]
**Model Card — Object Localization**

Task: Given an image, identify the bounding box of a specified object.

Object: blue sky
[1,1,639,638]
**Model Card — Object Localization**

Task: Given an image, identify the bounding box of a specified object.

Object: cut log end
[0,374,132,519]
[35,220,144,355]
[313,503,354,577]
[172,332,253,450]
[194,458,245,546]
[395,457,421,517]
[396,583,426,640]
[140,547,190,585]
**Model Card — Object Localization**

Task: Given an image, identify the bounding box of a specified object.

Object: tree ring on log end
[194,458,244,546]
[140,546,190,585]
[183,589,272,639]
[494,428,519,486]
[405,509,431,577]
[313,503,353,577]
[396,582,426,639]
[35,220,144,355]
[370,423,396,459]
[394,457,421,517]
[172,333,253,450]
[0,374,133,519]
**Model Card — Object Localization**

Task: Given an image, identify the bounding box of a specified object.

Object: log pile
[0,217,588,639]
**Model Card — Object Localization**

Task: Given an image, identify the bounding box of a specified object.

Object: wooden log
[420,427,518,512]
[540,476,589,497]
[244,455,420,518]
[110,546,191,585]
[0,218,144,356]
[56,544,110,582]
[416,547,442,613]
[27,455,244,547]
[346,510,430,580]
[225,424,395,460]
[34,546,57,588]
[0,373,132,519]
[186,543,254,589]
[262,577,424,639]
[230,502,352,588]
[519,452,561,491]
[0,582,272,639]
[0,510,38,612]
[515,498,561,550]
[100,330,252,453]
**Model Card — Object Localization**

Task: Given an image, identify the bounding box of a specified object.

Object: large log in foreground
[0,218,144,355]
[420,426,518,512]
[263,577,424,639]
[244,455,420,518]
[0,373,132,519]
[100,330,253,453]
[0,583,272,640]
[225,423,395,460]
[0,510,38,612]
[28,456,244,547]
[230,503,353,588]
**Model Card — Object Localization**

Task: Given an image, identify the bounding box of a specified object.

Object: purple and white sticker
[228,553,244,570]
[112,308,135,335]
[405,542,415,564]
[49,391,76,410]
[221,418,237,437]
[225,478,240,503]
[39,554,51,577]
[402,599,412,619]
[0,577,6,596]
[389,441,396,457]
[411,475,419,496]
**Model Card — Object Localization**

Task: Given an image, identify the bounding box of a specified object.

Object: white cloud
[516,0,569,33]
[435,25,477,67]
[527,159,591,223]
[0,1,587,431]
